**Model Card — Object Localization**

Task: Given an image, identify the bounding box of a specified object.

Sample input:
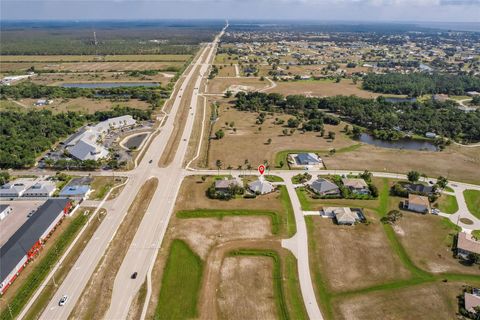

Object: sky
[1,0,480,22]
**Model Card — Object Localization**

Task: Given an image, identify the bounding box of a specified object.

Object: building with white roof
[248,177,274,195]
[22,182,56,197]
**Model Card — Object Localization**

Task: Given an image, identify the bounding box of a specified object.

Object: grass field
[433,194,459,214]
[88,176,126,200]
[0,54,191,62]
[155,239,203,320]
[464,189,480,219]
[207,77,269,94]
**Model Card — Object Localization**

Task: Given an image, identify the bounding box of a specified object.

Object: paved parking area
[0,200,46,246]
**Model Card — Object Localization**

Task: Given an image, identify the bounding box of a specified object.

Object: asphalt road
[37,25,226,320]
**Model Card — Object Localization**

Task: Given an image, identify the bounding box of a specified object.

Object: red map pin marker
[258,164,265,175]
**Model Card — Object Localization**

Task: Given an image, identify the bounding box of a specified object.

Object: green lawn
[472,230,480,240]
[155,240,203,320]
[464,189,480,219]
[278,185,297,237]
[265,175,284,182]
[434,194,459,214]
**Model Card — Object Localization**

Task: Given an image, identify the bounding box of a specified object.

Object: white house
[248,178,274,195]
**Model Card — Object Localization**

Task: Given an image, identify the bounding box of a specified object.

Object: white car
[59,295,68,306]
[431,208,440,215]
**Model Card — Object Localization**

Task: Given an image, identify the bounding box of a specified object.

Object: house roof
[0,183,27,197]
[465,292,480,313]
[0,198,69,283]
[0,205,10,213]
[408,194,430,207]
[341,178,368,189]
[24,182,55,195]
[310,179,339,194]
[68,139,109,161]
[404,183,433,194]
[457,232,480,255]
[324,207,358,224]
[295,153,320,165]
[248,179,274,194]
[215,179,240,189]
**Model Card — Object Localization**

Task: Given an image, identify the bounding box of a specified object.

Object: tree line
[362,73,480,97]
[234,92,480,143]
[0,107,151,169]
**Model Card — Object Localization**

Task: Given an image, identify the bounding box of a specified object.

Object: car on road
[431,208,440,215]
[59,295,68,306]
[429,180,434,184]
[27,210,35,218]
[149,159,153,164]
[131,272,138,279]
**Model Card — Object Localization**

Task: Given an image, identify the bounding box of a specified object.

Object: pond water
[124,133,148,149]
[359,133,438,151]
[61,82,160,88]
[384,97,417,103]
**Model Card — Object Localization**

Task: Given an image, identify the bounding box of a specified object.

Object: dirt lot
[218,255,277,320]
[325,143,480,185]
[266,79,382,98]
[207,77,270,94]
[207,105,355,169]
[308,213,411,293]
[395,214,479,275]
[215,65,237,77]
[333,282,465,320]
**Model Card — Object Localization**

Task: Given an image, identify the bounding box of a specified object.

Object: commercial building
[59,177,92,199]
[0,198,71,294]
[0,205,12,221]
[22,182,56,197]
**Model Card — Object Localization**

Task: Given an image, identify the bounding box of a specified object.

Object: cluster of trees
[0,107,151,169]
[234,92,480,143]
[0,82,170,105]
[208,65,219,79]
[206,182,244,200]
[362,73,480,96]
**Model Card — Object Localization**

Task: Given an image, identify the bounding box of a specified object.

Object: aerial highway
[35,24,228,320]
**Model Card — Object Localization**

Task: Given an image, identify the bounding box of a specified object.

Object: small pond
[359,133,438,151]
[61,82,160,88]
[124,133,148,149]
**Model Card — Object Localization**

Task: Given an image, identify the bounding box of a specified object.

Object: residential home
[457,232,480,260]
[406,194,430,213]
[214,178,241,194]
[341,178,370,195]
[248,178,274,195]
[465,288,480,314]
[294,153,321,166]
[323,207,359,225]
[404,183,434,195]
[309,179,340,196]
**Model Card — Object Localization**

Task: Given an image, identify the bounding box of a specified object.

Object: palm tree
[216,159,223,176]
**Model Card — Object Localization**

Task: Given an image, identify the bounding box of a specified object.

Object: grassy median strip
[278,185,297,237]
[0,211,89,320]
[176,209,281,235]
[155,239,203,320]
[70,178,158,320]
[228,249,293,320]
[464,189,480,219]
[23,209,106,320]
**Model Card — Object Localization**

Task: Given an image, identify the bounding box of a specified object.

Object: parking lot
[0,200,46,246]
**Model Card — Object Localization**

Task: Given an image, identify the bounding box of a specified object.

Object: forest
[234,92,480,143]
[0,107,151,169]
[362,73,480,96]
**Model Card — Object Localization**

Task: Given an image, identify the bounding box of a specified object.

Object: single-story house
[406,194,430,213]
[0,205,12,221]
[295,153,321,166]
[457,232,480,260]
[465,289,480,314]
[404,183,434,195]
[341,178,370,195]
[22,182,56,197]
[323,207,360,225]
[309,179,340,196]
[214,178,242,194]
[248,178,274,195]
[0,198,71,294]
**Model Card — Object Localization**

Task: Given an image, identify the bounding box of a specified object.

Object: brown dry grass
[218,255,277,320]
[325,143,480,185]
[30,72,173,86]
[308,213,411,293]
[70,178,158,320]
[207,77,269,94]
[13,97,150,114]
[0,55,191,62]
[266,79,382,98]
[215,65,237,77]
[333,282,465,320]
[395,214,479,275]
[207,105,355,169]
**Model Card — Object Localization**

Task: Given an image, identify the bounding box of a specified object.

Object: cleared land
[0,54,191,62]
[207,105,354,169]
[30,72,174,86]
[333,282,468,320]
[70,178,158,320]
[464,190,480,219]
[207,77,270,94]
[88,176,127,200]
[266,79,383,98]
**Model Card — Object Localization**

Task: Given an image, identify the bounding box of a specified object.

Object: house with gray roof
[248,178,274,195]
[68,139,109,161]
[23,182,56,197]
[0,183,28,199]
[295,153,321,166]
[309,178,340,196]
